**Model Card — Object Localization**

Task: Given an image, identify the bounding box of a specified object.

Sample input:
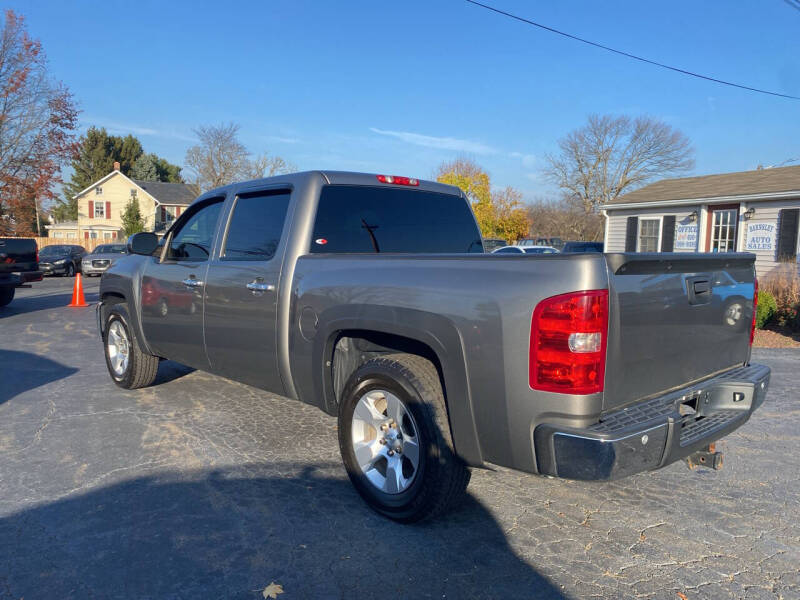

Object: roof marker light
[376,174,419,186]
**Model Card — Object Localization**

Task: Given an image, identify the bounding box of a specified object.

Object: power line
[782,0,800,13]
[464,0,800,101]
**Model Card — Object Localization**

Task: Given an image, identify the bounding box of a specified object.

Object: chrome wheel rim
[107,320,130,377]
[351,389,421,494]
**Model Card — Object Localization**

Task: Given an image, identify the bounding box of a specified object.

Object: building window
[130,189,137,198]
[638,218,661,252]
[710,208,738,252]
[95,187,103,196]
[103,232,113,240]
[94,202,105,218]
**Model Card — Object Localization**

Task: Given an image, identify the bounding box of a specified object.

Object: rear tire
[338,353,470,523]
[0,286,14,307]
[103,302,159,389]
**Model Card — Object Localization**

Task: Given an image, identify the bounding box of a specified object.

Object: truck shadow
[0,464,567,599]
[0,290,99,317]
[0,349,79,404]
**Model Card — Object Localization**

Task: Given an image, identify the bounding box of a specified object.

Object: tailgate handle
[687,276,712,305]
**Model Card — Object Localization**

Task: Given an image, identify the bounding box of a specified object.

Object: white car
[491,245,559,255]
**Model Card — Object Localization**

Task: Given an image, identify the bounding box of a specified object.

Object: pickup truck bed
[97,170,769,522]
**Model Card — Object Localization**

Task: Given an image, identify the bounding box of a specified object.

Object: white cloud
[264,135,300,144]
[81,117,195,142]
[510,151,536,168]
[370,127,496,155]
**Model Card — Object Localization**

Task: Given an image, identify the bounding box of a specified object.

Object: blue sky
[10,0,800,199]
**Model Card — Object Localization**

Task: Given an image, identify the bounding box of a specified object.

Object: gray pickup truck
[98,171,770,522]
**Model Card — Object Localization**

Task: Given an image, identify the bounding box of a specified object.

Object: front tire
[64,263,75,277]
[103,302,159,389]
[338,353,470,523]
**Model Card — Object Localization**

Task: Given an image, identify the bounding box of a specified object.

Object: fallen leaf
[677,593,688,600]
[262,582,284,599]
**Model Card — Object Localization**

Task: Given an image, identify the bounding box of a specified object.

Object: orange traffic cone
[68,272,89,307]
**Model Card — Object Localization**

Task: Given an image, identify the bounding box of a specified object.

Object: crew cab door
[140,197,225,369]
[203,188,292,393]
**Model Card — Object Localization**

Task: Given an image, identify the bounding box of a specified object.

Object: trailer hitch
[685,443,724,471]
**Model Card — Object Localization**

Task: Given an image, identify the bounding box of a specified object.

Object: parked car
[0,238,42,307]
[520,237,564,250]
[492,245,559,254]
[482,238,507,252]
[561,241,604,253]
[38,244,86,277]
[81,243,129,276]
[97,170,769,523]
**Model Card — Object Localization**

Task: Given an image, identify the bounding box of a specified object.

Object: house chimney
[113,161,120,172]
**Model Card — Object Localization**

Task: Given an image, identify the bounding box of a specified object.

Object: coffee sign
[745,222,776,252]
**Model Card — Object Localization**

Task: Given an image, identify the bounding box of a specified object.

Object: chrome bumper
[533,363,771,480]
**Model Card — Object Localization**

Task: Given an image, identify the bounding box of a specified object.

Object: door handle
[246,280,275,293]
[182,277,204,288]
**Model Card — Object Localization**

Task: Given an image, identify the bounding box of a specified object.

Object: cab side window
[221,190,291,260]
[165,199,224,261]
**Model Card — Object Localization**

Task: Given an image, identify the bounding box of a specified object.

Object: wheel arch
[313,312,483,467]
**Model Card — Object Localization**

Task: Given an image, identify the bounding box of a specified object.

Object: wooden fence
[11,237,110,252]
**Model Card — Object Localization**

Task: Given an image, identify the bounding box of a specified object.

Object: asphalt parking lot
[1,276,798,600]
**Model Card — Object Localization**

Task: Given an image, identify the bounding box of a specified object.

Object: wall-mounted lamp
[743,207,756,220]
[688,210,698,223]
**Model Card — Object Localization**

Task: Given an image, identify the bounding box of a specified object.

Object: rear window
[310,186,482,254]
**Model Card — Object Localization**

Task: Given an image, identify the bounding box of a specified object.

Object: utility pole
[34,196,42,236]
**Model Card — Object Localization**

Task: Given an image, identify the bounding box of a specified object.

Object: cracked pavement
[0,277,798,599]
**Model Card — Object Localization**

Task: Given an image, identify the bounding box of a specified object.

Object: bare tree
[184,123,250,191]
[528,195,604,242]
[245,153,295,180]
[184,123,295,191]
[544,114,694,213]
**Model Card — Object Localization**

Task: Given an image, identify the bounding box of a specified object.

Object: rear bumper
[0,270,43,286]
[533,363,770,480]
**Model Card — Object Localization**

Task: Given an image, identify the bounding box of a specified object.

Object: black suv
[38,244,87,277]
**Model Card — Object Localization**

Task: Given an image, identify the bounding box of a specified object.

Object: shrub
[756,290,777,329]
[761,269,800,330]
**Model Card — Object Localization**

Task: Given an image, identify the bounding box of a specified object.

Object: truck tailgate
[603,253,756,411]
[0,238,38,274]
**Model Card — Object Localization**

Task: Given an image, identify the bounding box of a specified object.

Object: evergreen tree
[54,128,182,221]
[131,153,159,181]
[131,153,183,183]
[121,195,145,236]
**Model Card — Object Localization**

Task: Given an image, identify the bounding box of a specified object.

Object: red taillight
[750,277,758,346]
[376,174,419,186]
[529,290,609,394]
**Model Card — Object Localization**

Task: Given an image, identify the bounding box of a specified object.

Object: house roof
[72,170,197,206]
[132,180,197,206]
[605,164,800,208]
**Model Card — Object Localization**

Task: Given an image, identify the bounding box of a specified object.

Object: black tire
[103,302,159,389]
[338,353,470,523]
[64,263,75,277]
[0,286,14,307]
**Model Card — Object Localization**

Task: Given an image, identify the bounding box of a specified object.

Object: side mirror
[127,232,159,256]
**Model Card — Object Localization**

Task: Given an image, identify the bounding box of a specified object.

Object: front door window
[710,209,738,252]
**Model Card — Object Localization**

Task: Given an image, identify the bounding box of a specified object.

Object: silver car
[81,243,128,276]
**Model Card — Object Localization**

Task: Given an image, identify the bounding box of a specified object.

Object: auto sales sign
[745,222,776,251]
